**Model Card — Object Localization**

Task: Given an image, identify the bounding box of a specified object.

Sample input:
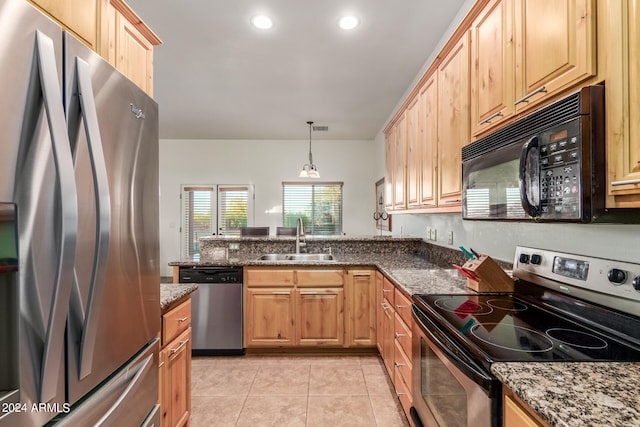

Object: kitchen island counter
[492,362,640,427]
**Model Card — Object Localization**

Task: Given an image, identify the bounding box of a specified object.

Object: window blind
[181,185,215,257]
[218,186,251,236]
[181,184,254,257]
[282,182,343,235]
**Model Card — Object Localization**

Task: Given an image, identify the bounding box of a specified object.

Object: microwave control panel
[538,119,582,218]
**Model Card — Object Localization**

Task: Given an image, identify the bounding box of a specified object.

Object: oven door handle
[412,305,495,390]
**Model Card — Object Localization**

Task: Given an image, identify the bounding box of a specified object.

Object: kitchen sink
[256,253,335,261]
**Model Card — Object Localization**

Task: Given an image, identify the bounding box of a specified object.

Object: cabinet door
[437,32,470,207]
[470,0,515,136]
[514,0,596,112]
[29,0,98,49]
[346,269,376,347]
[245,288,295,347]
[375,272,384,354]
[296,288,344,346]
[384,130,395,210]
[166,327,191,427]
[382,299,395,376]
[606,0,640,206]
[406,96,421,207]
[394,114,407,210]
[504,393,546,427]
[159,349,168,427]
[419,73,438,208]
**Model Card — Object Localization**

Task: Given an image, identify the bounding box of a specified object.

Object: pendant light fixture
[299,121,320,178]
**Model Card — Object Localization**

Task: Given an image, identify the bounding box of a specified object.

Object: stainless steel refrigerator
[0,0,160,425]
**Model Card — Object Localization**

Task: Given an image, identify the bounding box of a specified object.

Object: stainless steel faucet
[295,217,307,253]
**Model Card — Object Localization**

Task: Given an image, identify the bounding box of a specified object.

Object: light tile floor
[190,354,410,427]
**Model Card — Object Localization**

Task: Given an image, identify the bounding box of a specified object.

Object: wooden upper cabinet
[419,73,438,208]
[29,0,99,49]
[437,32,470,207]
[393,114,407,210]
[605,0,640,207]
[470,0,515,136]
[105,0,162,96]
[513,0,596,112]
[406,96,421,208]
[384,129,395,210]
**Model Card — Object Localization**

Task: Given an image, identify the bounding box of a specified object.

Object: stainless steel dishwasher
[178,266,244,356]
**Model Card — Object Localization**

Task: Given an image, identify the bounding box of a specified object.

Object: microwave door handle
[412,306,494,389]
[519,136,540,218]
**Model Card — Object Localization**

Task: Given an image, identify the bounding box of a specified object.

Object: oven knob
[632,276,640,292]
[607,269,627,285]
[531,254,542,265]
[519,254,530,264]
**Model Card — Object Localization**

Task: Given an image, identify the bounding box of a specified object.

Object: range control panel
[513,246,640,316]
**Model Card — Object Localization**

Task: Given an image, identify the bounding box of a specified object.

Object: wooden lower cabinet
[377,275,414,424]
[245,287,296,346]
[244,267,377,349]
[346,268,376,347]
[503,388,549,427]
[297,288,344,346]
[160,297,192,427]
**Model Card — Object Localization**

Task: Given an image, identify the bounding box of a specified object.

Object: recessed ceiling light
[338,15,359,30]
[251,15,273,30]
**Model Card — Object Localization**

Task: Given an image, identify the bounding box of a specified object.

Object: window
[181,185,253,257]
[282,182,343,235]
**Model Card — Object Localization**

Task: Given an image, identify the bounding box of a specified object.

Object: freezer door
[52,339,160,427]
[63,32,160,404]
[0,1,75,426]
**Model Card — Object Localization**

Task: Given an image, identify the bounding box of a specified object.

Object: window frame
[281,181,343,236]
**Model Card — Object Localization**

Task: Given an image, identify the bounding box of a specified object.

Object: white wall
[159,138,380,275]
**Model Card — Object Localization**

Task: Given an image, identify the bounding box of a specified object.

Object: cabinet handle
[394,362,405,368]
[395,333,407,339]
[479,111,503,125]
[395,391,405,397]
[178,317,189,323]
[381,303,388,311]
[158,361,165,368]
[300,291,319,295]
[396,304,408,309]
[382,289,392,293]
[611,178,640,186]
[444,199,461,204]
[271,291,290,295]
[170,339,189,354]
[514,86,547,105]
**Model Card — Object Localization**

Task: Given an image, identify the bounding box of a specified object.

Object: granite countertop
[160,283,198,312]
[170,252,470,296]
[492,362,640,427]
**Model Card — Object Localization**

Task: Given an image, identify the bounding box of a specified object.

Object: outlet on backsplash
[228,242,240,250]
[448,231,454,245]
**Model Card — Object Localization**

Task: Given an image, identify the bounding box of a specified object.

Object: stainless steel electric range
[410,246,640,427]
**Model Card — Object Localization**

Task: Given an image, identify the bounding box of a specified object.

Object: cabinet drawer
[394,312,412,361]
[245,268,295,286]
[382,277,395,306]
[296,269,344,287]
[162,298,191,346]
[394,339,412,393]
[394,288,412,326]
[393,364,413,419]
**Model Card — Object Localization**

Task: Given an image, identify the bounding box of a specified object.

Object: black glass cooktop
[413,293,640,365]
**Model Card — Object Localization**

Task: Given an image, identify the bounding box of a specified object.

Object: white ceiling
[125,0,468,140]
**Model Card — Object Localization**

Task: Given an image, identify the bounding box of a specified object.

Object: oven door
[411,305,500,427]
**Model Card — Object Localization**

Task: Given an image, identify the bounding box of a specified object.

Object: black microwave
[462,85,609,222]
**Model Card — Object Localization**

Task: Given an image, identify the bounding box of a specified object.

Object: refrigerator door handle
[93,352,154,426]
[31,31,79,403]
[69,57,112,380]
